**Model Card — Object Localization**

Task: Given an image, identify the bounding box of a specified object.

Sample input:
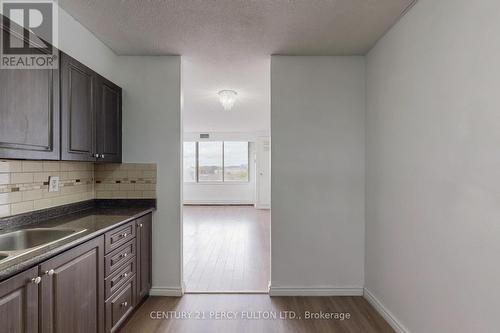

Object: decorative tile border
[95,163,157,199]
[0,160,94,217]
[0,161,157,218]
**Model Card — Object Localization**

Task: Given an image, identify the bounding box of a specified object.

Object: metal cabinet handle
[138,223,143,228]
[120,301,128,307]
[121,273,128,279]
[100,154,105,159]
[31,276,41,284]
[120,233,128,238]
[45,269,55,276]
[93,153,99,158]
[121,253,128,258]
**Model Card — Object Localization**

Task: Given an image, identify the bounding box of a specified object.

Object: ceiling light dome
[218,90,238,111]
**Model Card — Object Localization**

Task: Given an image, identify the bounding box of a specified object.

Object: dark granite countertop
[0,200,155,281]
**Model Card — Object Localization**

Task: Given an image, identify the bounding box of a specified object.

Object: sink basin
[0,228,85,252]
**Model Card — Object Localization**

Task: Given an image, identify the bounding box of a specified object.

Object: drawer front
[105,221,135,254]
[105,257,135,299]
[105,240,135,277]
[105,276,136,333]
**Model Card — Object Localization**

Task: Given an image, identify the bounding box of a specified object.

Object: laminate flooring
[183,205,270,292]
[120,295,395,333]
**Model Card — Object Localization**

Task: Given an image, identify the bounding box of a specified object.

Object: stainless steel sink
[0,228,86,252]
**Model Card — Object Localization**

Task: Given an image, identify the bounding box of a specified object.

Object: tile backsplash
[0,160,94,217]
[0,160,157,218]
[95,163,156,199]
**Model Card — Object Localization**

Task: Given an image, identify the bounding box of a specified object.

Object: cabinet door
[39,236,104,333]
[60,52,96,161]
[136,213,152,302]
[96,75,122,163]
[0,267,39,333]
[0,23,60,160]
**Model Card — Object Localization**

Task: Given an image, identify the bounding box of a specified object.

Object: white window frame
[183,141,250,184]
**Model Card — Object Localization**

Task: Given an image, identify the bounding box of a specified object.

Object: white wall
[365,0,500,332]
[270,56,365,295]
[116,57,182,294]
[57,9,182,295]
[58,7,119,82]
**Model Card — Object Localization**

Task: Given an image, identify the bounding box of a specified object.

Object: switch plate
[48,176,59,192]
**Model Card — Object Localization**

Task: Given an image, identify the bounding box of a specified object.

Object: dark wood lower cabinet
[105,276,136,333]
[136,214,152,302]
[0,267,39,333]
[0,212,152,333]
[39,236,104,333]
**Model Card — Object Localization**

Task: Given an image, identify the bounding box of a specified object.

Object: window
[183,141,249,183]
[198,141,223,182]
[183,142,197,182]
[224,142,249,182]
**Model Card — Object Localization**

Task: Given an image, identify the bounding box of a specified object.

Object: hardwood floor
[183,206,270,292]
[120,295,395,333]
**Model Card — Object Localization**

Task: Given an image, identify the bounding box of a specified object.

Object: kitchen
[1,1,500,332]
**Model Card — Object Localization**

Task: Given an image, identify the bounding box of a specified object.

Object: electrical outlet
[48,176,59,192]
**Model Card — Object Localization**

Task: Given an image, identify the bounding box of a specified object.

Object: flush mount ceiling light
[218,90,238,111]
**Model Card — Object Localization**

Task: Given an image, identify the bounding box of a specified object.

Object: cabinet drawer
[105,240,135,277]
[105,276,136,333]
[105,257,135,299]
[105,221,135,254]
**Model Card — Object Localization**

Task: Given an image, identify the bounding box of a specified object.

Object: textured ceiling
[59,0,415,56]
[59,0,415,132]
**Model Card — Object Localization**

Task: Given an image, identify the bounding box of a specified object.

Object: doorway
[181,137,271,293]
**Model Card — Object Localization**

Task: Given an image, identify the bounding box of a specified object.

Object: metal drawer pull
[31,276,41,284]
[121,301,128,307]
[138,223,143,228]
[45,269,55,276]
[121,273,128,279]
[119,233,128,238]
[120,252,128,259]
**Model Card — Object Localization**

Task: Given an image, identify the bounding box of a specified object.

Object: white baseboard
[269,285,363,296]
[255,204,271,209]
[363,288,409,333]
[149,286,183,297]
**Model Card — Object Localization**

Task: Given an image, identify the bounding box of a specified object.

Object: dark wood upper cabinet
[0,17,122,162]
[136,213,152,302]
[60,53,96,161]
[96,75,122,163]
[0,267,39,333]
[60,53,122,163]
[0,21,60,160]
[39,236,104,333]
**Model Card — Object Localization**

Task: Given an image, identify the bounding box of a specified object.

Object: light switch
[48,176,59,192]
